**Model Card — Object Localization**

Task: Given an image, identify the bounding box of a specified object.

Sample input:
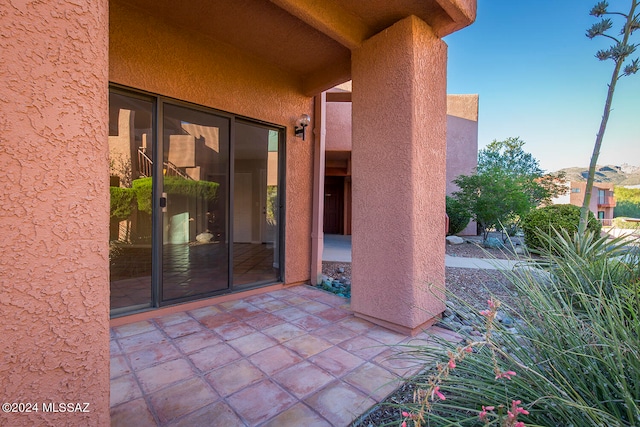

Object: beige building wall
[0,1,111,425]
[110,0,314,284]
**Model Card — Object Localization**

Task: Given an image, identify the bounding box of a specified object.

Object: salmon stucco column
[351,15,448,335]
[0,1,110,426]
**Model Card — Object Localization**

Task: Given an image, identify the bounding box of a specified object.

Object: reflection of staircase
[137,149,190,179]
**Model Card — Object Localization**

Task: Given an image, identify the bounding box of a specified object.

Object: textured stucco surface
[110,1,314,285]
[326,102,353,151]
[351,16,447,332]
[446,94,478,235]
[0,1,110,425]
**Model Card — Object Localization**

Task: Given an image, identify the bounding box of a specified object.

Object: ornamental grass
[396,231,639,427]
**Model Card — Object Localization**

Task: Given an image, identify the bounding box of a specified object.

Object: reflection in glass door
[233,122,280,286]
[108,92,154,314]
[109,87,283,316]
[162,104,230,302]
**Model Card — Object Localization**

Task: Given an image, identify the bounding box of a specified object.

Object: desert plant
[397,231,640,426]
[446,196,471,236]
[522,204,601,250]
[579,0,639,234]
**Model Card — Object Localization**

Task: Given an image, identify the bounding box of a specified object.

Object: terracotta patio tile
[188,342,242,372]
[267,289,296,299]
[313,323,360,345]
[298,300,333,314]
[127,341,182,371]
[226,379,297,426]
[261,402,332,427]
[205,359,265,397]
[198,312,239,329]
[112,320,157,338]
[117,330,168,354]
[309,346,365,377]
[165,400,244,427]
[304,382,376,427]
[110,339,122,355]
[312,292,347,307]
[227,331,278,356]
[252,298,289,312]
[339,335,388,360]
[272,306,309,321]
[426,325,464,343]
[148,377,219,424]
[373,348,427,377]
[243,293,276,304]
[153,311,193,328]
[279,294,312,306]
[272,361,335,399]
[315,307,351,322]
[136,358,197,394]
[290,313,331,331]
[160,319,205,339]
[248,345,303,376]
[343,362,400,401]
[110,374,142,407]
[365,327,408,345]
[187,305,222,320]
[212,320,255,341]
[110,354,131,379]
[110,398,157,427]
[243,312,285,330]
[338,316,376,334]
[172,330,221,354]
[282,334,333,358]
[218,300,264,319]
[288,285,325,298]
[262,322,307,343]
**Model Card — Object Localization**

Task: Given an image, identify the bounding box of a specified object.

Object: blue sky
[444,0,640,173]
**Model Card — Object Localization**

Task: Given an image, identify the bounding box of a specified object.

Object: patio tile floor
[110,285,458,426]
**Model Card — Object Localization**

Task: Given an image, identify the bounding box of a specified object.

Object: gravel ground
[321,238,526,426]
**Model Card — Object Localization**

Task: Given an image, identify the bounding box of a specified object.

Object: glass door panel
[162,104,230,302]
[233,122,280,286]
[108,92,154,314]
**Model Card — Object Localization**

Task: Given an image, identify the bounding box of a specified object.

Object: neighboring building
[1,1,476,423]
[323,87,479,236]
[569,182,616,226]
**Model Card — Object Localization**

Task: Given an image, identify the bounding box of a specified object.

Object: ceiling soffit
[116,0,475,95]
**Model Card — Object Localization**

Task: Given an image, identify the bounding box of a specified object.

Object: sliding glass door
[161,104,230,301]
[108,88,283,316]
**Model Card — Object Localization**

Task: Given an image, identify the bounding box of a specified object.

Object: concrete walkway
[322,234,519,270]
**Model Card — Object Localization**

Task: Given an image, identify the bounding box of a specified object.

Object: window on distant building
[571,188,580,193]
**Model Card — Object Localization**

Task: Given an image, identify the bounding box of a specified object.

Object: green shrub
[446,196,471,236]
[110,187,135,221]
[397,231,640,426]
[131,176,219,214]
[521,204,601,250]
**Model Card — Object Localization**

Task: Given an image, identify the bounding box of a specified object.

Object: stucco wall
[351,16,447,332]
[326,102,352,151]
[109,1,314,284]
[0,1,110,425]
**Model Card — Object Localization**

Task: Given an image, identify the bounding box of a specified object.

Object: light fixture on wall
[294,114,311,141]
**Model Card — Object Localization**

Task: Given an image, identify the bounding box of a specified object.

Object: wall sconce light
[294,114,311,141]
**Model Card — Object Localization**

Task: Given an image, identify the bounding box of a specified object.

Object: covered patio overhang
[115,0,475,95]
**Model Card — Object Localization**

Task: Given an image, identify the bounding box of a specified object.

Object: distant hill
[555,164,640,186]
